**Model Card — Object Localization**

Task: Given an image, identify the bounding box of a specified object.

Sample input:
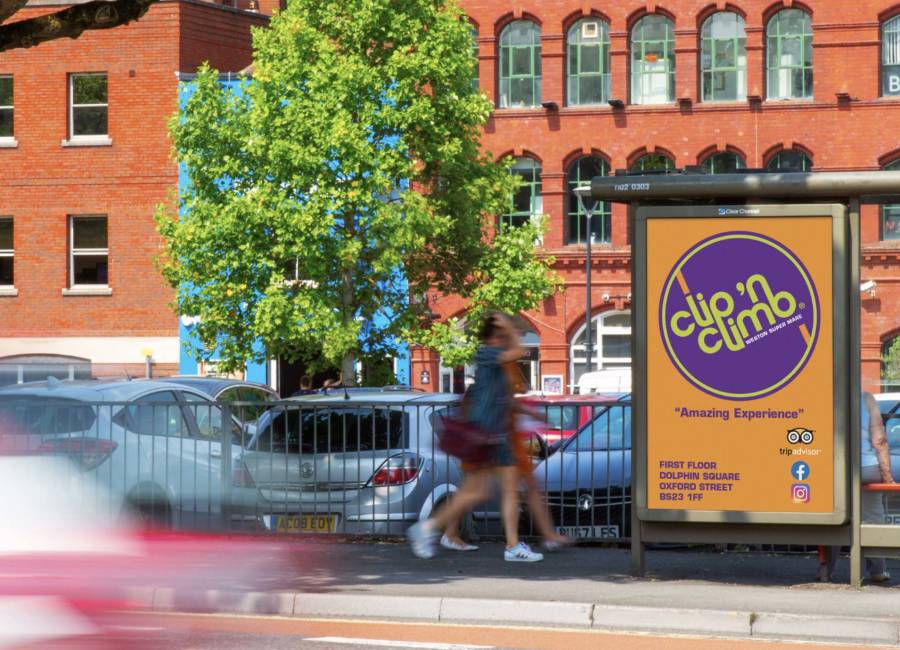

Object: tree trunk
[341,263,358,387]
[341,353,357,387]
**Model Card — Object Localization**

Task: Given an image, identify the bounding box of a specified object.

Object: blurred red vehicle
[0,451,292,649]
[517,394,624,445]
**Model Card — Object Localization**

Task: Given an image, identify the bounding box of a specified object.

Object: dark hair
[478,312,502,342]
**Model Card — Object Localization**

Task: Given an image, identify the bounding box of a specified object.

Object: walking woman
[407,312,544,561]
[441,330,571,553]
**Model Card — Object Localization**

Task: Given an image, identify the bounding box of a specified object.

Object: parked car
[165,376,278,425]
[0,379,250,529]
[531,395,632,540]
[518,394,625,445]
[237,390,467,535]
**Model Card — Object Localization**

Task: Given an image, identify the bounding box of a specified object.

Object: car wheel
[126,495,171,530]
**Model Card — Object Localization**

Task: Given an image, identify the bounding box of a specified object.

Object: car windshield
[541,405,578,430]
[250,406,409,453]
[563,404,631,451]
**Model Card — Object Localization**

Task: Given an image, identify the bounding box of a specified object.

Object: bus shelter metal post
[849,198,863,587]
[630,201,646,576]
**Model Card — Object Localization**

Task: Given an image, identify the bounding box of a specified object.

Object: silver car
[237,390,466,535]
[0,379,246,529]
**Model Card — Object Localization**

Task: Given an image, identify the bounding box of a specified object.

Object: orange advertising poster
[647,216,833,513]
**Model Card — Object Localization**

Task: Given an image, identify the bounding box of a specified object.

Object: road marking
[305,638,494,650]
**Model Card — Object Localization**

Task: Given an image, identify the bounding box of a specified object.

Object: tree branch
[0,0,158,53]
[0,0,28,27]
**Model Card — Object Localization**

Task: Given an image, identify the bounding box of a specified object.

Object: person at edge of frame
[406,311,546,562]
[818,391,896,583]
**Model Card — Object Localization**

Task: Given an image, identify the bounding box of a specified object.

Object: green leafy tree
[883,336,900,390]
[157,0,558,383]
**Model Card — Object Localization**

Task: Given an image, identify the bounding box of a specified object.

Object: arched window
[630,152,675,173]
[766,149,812,172]
[766,9,813,100]
[502,157,542,230]
[567,156,610,244]
[700,12,747,102]
[702,151,745,174]
[883,159,900,240]
[0,354,91,387]
[631,15,675,104]
[570,311,631,390]
[567,18,611,105]
[883,15,900,96]
[498,20,542,108]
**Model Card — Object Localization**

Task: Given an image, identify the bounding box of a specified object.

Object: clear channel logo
[660,231,820,400]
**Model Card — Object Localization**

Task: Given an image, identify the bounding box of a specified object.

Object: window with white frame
[0,76,12,139]
[70,216,108,286]
[570,311,631,387]
[69,73,108,139]
[0,218,12,285]
[883,15,900,96]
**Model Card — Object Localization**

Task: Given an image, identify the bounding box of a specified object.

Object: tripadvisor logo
[660,231,819,400]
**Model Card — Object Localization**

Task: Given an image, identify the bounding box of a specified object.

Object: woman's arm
[866,392,895,483]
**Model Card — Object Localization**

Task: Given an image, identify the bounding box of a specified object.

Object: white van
[577,368,632,394]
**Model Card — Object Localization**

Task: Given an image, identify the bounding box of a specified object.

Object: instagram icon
[792,484,810,504]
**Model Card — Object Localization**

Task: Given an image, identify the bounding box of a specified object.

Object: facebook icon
[791,461,810,481]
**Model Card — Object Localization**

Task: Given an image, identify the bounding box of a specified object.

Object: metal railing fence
[0,394,633,542]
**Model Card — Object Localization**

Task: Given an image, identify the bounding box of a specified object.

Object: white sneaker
[504,542,543,562]
[440,535,478,552]
[407,522,439,559]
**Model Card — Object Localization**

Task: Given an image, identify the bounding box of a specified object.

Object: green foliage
[157,0,557,377]
[883,336,900,387]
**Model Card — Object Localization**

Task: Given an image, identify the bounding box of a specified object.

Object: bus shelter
[577,170,900,586]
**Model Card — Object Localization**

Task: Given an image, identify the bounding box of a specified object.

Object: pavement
[132,538,900,646]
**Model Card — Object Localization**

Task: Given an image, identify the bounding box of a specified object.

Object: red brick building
[0,1,269,384]
[412,0,900,395]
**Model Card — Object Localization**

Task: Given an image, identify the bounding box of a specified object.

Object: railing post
[221,401,234,532]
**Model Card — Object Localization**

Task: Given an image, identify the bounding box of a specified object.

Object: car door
[180,390,245,523]
[114,390,193,522]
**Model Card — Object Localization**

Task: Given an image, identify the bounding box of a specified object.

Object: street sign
[636,204,849,524]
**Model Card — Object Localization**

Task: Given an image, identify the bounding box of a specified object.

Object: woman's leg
[523,479,566,542]
[428,469,490,533]
[497,465,522,548]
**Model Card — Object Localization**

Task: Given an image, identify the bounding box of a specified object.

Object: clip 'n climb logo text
[660,231,820,400]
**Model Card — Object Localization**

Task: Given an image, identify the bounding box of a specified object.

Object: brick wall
[0,1,262,377]
[414,0,900,393]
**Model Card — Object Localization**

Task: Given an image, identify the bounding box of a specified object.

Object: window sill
[0,137,17,148]
[0,286,17,296]
[61,136,112,148]
[62,286,113,296]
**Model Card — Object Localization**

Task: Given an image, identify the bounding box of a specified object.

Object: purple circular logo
[660,231,820,400]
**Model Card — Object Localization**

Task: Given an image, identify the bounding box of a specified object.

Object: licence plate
[556,525,619,539]
[273,514,338,533]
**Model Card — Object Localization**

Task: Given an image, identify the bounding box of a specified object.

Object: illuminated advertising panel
[640,205,846,523]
